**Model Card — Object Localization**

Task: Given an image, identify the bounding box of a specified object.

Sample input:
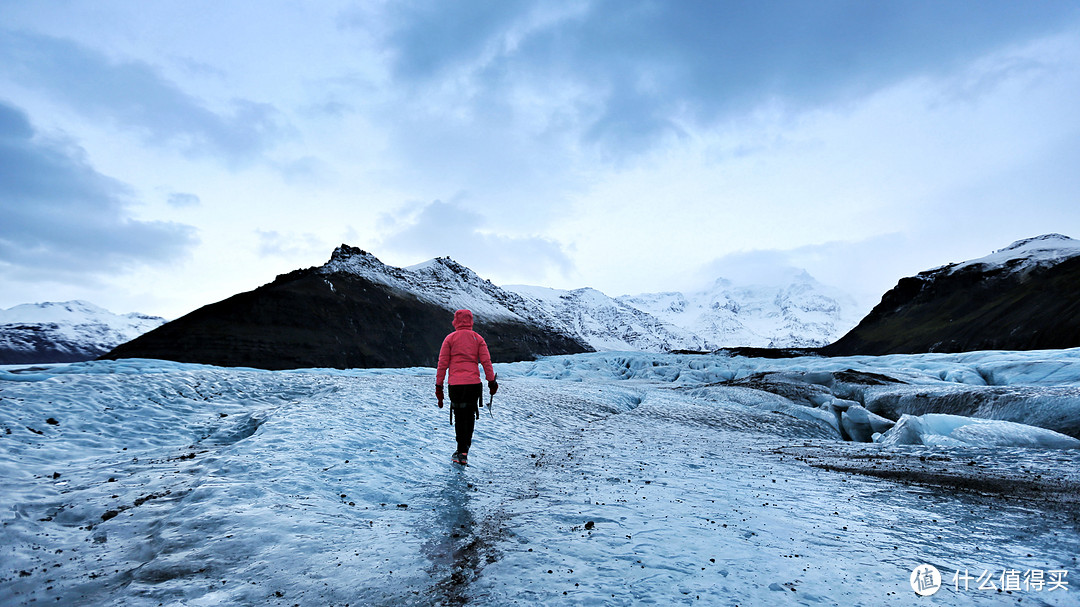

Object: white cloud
[0,101,198,283]
[2,3,1078,319]
[256,230,327,259]
[167,192,201,208]
[551,26,1080,297]
[377,199,574,285]
[0,30,287,165]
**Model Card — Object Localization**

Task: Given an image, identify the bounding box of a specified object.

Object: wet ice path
[471,382,1080,605]
[1,362,1077,606]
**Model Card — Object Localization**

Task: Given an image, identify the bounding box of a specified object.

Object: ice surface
[875,414,1080,449]
[2,352,1078,606]
[862,384,1080,440]
[841,405,895,443]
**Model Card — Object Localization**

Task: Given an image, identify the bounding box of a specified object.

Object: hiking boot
[452,451,468,465]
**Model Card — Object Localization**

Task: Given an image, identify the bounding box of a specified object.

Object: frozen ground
[1,351,1078,606]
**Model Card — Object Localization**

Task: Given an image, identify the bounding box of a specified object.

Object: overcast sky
[2,1,1079,319]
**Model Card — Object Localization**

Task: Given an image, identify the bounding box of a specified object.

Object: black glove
[435,384,444,408]
[488,379,498,396]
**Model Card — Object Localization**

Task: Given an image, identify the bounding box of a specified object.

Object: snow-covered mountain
[937,233,1080,276]
[105,246,590,370]
[319,246,575,334]
[620,269,862,349]
[825,233,1080,355]
[320,247,863,353]
[510,269,861,352]
[0,301,164,364]
[508,285,708,352]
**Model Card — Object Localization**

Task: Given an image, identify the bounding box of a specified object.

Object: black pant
[449,383,483,454]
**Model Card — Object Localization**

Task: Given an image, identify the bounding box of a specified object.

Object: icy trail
[1,355,1078,606]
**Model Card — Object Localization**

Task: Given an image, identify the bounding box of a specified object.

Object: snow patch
[939,233,1080,276]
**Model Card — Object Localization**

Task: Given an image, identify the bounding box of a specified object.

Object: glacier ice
[840,405,895,443]
[875,413,1080,449]
[3,351,1080,606]
[862,384,1080,440]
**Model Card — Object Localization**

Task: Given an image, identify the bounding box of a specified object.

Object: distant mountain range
[510,269,861,352]
[97,245,861,369]
[0,301,164,364]
[823,234,1080,355]
[7,234,1078,368]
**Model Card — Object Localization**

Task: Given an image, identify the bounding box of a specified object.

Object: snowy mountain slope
[509,285,709,352]
[621,270,863,349]
[2,351,1078,606]
[0,301,164,364]
[510,269,862,352]
[320,246,577,335]
[825,234,1080,355]
[940,233,1080,276]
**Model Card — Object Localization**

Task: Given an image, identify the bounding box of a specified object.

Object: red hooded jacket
[436,309,495,386]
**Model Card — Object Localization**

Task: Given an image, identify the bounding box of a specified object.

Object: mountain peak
[103,247,590,368]
[406,256,470,275]
[825,233,1080,355]
[320,244,397,280]
[329,243,374,258]
[322,247,487,287]
[943,233,1080,276]
[327,244,382,266]
[998,233,1076,252]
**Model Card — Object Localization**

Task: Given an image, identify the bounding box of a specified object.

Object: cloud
[0,100,198,282]
[273,156,335,186]
[256,230,326,259]
[329,1,1080,242]
[550,21,1080,298]
[0,30,285,164]
[691,233,999,314]
[368,0,1080,154]
[377,199,573,283]
[167,192,201,208]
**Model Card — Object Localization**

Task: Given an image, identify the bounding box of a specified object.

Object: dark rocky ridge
[102,253,591,370]
[822,243,1080,356]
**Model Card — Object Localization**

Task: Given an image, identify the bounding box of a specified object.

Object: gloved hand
[488,379,498,396]
[435,384,444,408]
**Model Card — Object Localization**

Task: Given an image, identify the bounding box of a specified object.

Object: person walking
[436,309,498,466]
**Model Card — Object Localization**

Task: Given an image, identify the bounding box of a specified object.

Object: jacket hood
[452,309,474,331]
